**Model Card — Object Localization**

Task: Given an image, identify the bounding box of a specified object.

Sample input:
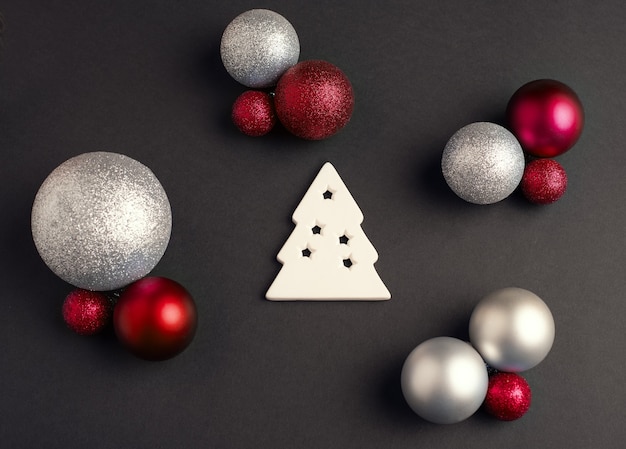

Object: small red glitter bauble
[521,158,568,204]
[62,289,112,335]
[483,372,532,421]
[114,277,197,361]
[274,60,354,140]
[507,79,584,158]
[232,90,276,136]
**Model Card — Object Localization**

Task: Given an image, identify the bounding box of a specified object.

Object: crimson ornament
[521,159,568,204]
[114,277,197,361]
[483,372,532,421]
[232,90,276,136]
[62,289,112,336]
[507,79,584,158]
[274,60,354,140]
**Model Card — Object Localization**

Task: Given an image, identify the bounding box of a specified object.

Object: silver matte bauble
[469,287,555,372]
[401,337,488,424]
[220,9,300,88]
[31,152,172,291]
[441,122,524,204]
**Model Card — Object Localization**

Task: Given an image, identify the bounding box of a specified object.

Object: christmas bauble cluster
[32,152,197,361]
[401,287,555,424]
[221,9,354,140]
[442,79,584,205]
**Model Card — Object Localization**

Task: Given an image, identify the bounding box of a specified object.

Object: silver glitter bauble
[401,337,488,424]
[220,9,300,88]
[441,122,524,204]
[31,152,172,291]
[469,287,555,372]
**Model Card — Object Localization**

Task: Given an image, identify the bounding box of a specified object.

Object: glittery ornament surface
[31,152,172,291]
[521,158,567,204]
[274,60,354,140]
[62,289,112,335]
[220,9,300,88]
[483,372,531,421]
[441,122,524,204]
[232,90,276,136]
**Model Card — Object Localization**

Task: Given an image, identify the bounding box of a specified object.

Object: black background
[1,1,624,448]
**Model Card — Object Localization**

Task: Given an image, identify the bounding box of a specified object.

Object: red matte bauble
[521,159,568,204]
[232,90,276,136]
[114,277,197,361]
[274,60,354,140]
[62,289,112,335]
[507,79,584,157]
[483,372,532,421]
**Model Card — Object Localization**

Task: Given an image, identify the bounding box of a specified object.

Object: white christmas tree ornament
[266,162,391,301]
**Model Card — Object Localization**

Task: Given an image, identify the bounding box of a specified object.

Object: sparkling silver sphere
[469,287,555,372]
[401,337,488,424]
[220,9,300,88]
[441,122,524,204]
[31,152,172,291]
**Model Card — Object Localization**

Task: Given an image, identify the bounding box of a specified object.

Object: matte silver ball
[220,9,300,88]
[401,337,488,424]
[469,287,555,372]
[441,122,524,204]
[31,152,172,291]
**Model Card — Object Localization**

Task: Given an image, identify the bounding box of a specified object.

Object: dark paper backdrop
[1,1,624,448]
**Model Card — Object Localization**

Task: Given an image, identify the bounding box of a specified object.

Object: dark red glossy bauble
[521,159,568,204]
[274,60,354,140]
[507,79,584,157]
[232,90,276,137]
[114,277,197,361]
[62,289,112,335]
[483,372,532,421]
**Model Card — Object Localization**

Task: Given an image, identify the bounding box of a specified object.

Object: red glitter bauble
[62,289,112,335]
[507,79,584,157]
[274,60,354,140]
[114,277,197,361]
[483,372,532,421]
[232,90,276,137]
[521,159,568,204]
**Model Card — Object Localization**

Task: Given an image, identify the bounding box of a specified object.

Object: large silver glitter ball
[220,9,300,88]
[469,287,555,372]
[401,337,488,424]
[441,122,524,204]
[31,152,172,291]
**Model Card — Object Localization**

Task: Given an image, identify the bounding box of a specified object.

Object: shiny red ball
[521,159,568,204]
[62,289,112,335]
[274,60,354,140]
[507,79,584,157]
[483,372,532,421]
[114,277,197,361]
[232,90,276,136]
